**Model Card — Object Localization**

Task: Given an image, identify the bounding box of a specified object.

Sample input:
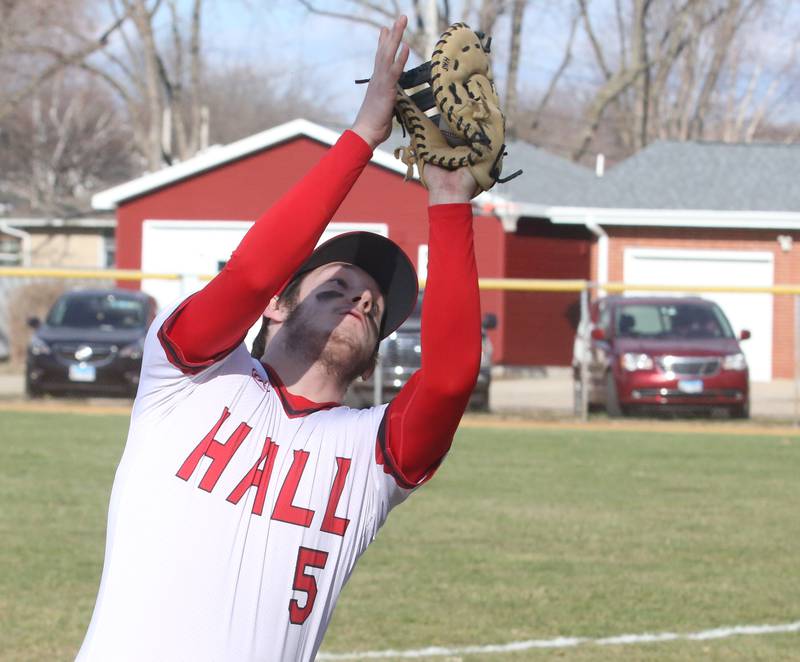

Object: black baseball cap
[284,231,418,339]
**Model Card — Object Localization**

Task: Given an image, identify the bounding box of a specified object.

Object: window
[0,234,21,266]
[48,293,148,330]
[614,303,734,340]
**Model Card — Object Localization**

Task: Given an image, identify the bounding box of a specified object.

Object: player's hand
[351,15,409,150]
[425,164,478,205]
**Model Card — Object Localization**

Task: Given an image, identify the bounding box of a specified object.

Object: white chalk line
[317,620,800,660]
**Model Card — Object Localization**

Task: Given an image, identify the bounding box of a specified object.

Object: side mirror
[27,317,41,329]
[590,327,606,340]
[482,313,498,330]
[740,329,751,340]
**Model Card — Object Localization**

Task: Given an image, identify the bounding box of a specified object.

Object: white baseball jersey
[77,300,419,661]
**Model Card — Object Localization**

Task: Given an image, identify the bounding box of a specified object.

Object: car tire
[605,372,623,418]
[730,401,750,419]
[469,389,490,412]
[25,378,43,399]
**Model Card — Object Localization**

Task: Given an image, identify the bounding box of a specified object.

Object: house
[91,119,594,368]
[491,141,800,381]
[0,216,115,268]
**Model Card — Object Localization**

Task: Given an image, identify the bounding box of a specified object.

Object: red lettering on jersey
[320,457,351,537]
[227,437,279,515]
[289,547,329,625]
[271,449,315,527]
[176,407,251,492]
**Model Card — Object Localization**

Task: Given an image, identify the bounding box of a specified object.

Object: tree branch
[0,10,129,122]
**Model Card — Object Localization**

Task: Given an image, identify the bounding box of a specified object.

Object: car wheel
[605,372,623,418]
[730,401,750,419]
[25,378,43,399]
[469,390,490,412]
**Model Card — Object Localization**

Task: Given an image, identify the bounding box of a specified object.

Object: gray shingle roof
[591,141,800,211]
[379,131,598,207]
[466,139,800,212]
[490,140,598,207]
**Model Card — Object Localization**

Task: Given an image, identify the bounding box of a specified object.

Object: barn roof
[91,119,412,210]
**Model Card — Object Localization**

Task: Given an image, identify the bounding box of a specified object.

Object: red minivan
[574,296,750,418]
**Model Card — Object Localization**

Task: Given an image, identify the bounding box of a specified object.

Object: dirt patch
[1,400,797,438]
[0,399,131,416]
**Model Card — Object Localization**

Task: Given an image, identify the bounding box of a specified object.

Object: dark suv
[25,289,157,398]
[347,292,496,410]
[573,296,750,418]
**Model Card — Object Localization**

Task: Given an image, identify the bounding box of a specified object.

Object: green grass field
[1,410,799,661]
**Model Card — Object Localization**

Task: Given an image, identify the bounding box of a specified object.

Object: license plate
[69,362,96,382]
[677,379,703,394]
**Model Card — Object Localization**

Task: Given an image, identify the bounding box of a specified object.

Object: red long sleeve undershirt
[165,131,481,484]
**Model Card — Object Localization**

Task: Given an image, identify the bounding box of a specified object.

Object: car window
[47,293,147,330]
[617,305,663,336]
[615,303,734,339]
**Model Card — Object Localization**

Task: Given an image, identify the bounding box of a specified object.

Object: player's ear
[263,296,289,324]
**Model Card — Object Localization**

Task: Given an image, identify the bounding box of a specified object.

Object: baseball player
[77,15,481,662]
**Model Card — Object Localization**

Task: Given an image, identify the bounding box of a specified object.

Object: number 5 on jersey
[289,547,329,625]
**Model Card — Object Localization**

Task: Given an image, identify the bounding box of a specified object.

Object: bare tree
[504,0,525,137]
[201,62,337,146]
[75,0,207,170]
[567,0,784,162]
[519,7,580,139]
[298,0,437,58]
[0,73,134,216]
[0,0,129,122]
[296,0,516,59]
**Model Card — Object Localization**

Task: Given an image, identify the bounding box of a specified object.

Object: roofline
[1,217,116,228]
[91,118,414,210]
[488,202,800,230]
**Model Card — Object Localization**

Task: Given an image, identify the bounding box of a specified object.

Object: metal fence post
[579,284,590,422]
[795,294,799,427]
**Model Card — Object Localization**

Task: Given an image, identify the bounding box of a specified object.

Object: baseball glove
[392,22,521,193]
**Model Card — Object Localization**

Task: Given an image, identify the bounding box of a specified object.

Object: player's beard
[282,300,377,386]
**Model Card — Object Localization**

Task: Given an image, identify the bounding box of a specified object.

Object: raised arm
[380,167,482,485]
[164,17,410,368]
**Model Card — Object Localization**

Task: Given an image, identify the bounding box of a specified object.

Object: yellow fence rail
[1,266,799,424]
[3,268,800,296]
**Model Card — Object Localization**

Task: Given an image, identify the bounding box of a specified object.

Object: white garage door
[142,220,253,311]
[623,248,773,381]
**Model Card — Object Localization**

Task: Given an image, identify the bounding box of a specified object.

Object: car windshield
[614,303,735,340]
[47,293,147,330]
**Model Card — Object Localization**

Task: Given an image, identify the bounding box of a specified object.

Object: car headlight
[621,353,654,371]
[722,353,747,371]
[119,338,145,360]
[29,336,51,356]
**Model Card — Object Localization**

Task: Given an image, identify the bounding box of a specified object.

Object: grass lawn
[1,410,799,661]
